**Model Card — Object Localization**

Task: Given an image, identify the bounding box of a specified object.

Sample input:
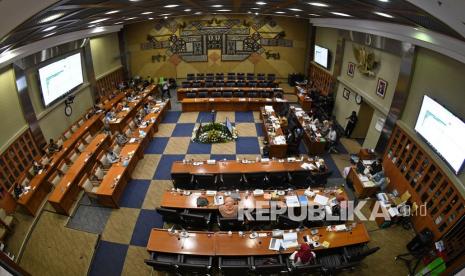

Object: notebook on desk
[282,232,298,249]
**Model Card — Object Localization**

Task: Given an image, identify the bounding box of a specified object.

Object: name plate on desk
[206,159,216,165]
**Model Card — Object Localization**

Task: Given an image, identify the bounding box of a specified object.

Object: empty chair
[178,255,213,275]
[192,82,201,88]
[260,91,270,98]
[257,73,265,80]
[186,92,197,98]
[219,256,252,275]
[83,133,93,144]
[198,91,208,98]
[171,173,194,189]
[112,143,121,155]
[222,91,233,98]
[274,91,284,98]
[211,91,222,98]
[344,245,380,262]
[187,74,195,81]
[248,81,257,87]
[219,173,244,190]
[268,172,291,189]
[234,91,244,97]
[286,257,323,275]
[246,73,254,80]
[48,171,62,187]
[319,251,354,274]
[236,81,245,87]
[71,124,79,133]
[276,214,303,229]
[237,73,245,80]
[217,217,245,231]
[227,73,236,80]
[81,176,100,202]
[76,141,86,153]
[124,127,132,137]
[0,209,14,230]
[98,153,111,169]
[248,91,258,98]
[289,171,313,189]
[311,171,331,186]
[180,210,212,230]
[215,73,224,80]
[215,81,225,87]
[267,74,276,81]
[258,82,268,88]
[156,207,182,225]
[93,166,106,181]
[196,73,205,81]
[205,81,214,87]
[226,81,235,87]
[243,172,268,189]
[193,174,218,190]
[67,151,79,163]
[252,255,287,275]
[206,73,214,81]
[182,81,191,88]
[63,130,72,139]
[19,176,31,188]
[57,161,69,174]
[145,252,181,274]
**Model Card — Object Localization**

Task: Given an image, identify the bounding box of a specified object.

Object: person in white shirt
[327,126,338,153]
[106,149,119,164]
[115,131,129,146]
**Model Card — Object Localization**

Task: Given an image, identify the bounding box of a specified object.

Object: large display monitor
[414,95,465,174]
[38,52,84,107]
[313,45,330,69]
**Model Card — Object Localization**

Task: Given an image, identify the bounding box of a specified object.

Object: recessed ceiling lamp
[378,0,389,2]
[141,12,153,15]
[124,17,137,20]
[256,1,266,5]
[308,2,329,7]
[251,7,260,10]
[88,24,96,28]
[114,22,123,25]
[129,0,142,2]
[374,11,394,18]
[289,8,303,12]
[275,11,286,14]
[184,9,191,12]
[89,18,109,24]
[164,4,179,8]
[43,31,56,38]
[295,14,300,17]
[160,13,171,16]
[255,12,259,15]
[105,10,119,14]
[212,5,223,8]
[148,17,154,20]
[309,13,320,16]
[42,26,57,32]
[91,27,105,33]
[330,12,352,17]
[38,13,65,24]
[194,11,202,15]
[164,16,168,19]
[217,9,232,12]
[248,11,252,14]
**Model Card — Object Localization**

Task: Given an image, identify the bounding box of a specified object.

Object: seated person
[106,149,119,164]
[321,120,330,137]
[13,184,24,199]
[370,158,383,175]
[115,103,123,112]
[289,243,316,266]
[218,197,238,218]
[327,126,337,145]
[32,161,43,175]
[47,138,61,154]
[371,170,389,191]
[115,131,129,146]
[330,194,348,217]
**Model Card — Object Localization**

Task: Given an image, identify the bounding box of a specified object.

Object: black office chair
[286,257,323,275]
[344,245,380,263]
[193,174,218,190]
[234,91,245,97]
[267,74,276,81]
[217,217,245,231]
[216,74,224,81]
[212,91,222,98]
[237,81,245,87]
[145,252,182,274]
[227,73,236,80]
[275,214,303,229]
[246,73,254,80]
[258,82,268,88]
[311,171,331,186]
[180,210,212,230]
[243,172,268,189]
[260,91,270,98]
[219,256,252,275]
[156,207,182,225]
[196,73,205,81]
[192,82,201,88]
[187,74,195,81]
[171,173,194,189]
[205,81,214,88]
[218,173,244,190]
[237,73,245,80]
[249,81,257,87]
[226,81,235,87]
[248,92,258,98]
[178,255,213,275]
[215,81,225,87]
[198,91,208,98]
[186,92,197,99]
[268,172,291,189]
[319,249,358,275]
[274,91,284,98]
[257,73,265,81]
[289,171,313,189]
[182,81,191,88]
[252,255,287,275]
[222,91,233,98]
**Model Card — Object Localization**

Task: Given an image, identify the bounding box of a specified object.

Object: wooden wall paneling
[95,67,124,100]
[308,63,333,96]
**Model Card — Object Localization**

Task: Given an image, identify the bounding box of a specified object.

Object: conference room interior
[0,0,464,275]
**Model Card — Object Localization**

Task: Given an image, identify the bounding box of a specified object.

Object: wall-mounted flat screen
[414,95,465,174]
[313,45,330,69]
[38,52,83,107]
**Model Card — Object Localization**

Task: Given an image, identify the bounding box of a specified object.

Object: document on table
[359,175,369,182]
[269,238,283,251]
[282,232,298,249]
[314,194,329,206]
[301,163,317,170]
[285,195,300,208]
[363,180,376,187]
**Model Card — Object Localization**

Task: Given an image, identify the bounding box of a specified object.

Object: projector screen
[38,53,84,106]
[314,45,329,69]
[414,95,465,174]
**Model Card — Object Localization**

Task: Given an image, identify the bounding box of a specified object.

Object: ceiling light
[378,0,389,2]
[184,9,191,12]
[308,2,329,7]
[38,13,65,24]
[164,16,168,19]
[212,5,223,8]
[114,22,123,25]
[251,7,260,10]
[43,32,56,38]
[91,27,105,34]
[374,12,394,18]
[42,26,57,32]
[331,12,352,17]
[194,11,202,15]
[88,24,96,28]
[89,18,109,24]
[248,11,252,14]
[124,17,137,20]
[275,11,285,14]
[160,13,171,16]
[141,12,153,15]
[256,1,266,4]
[255,12,259,15]
[105,10,119,15]
[164,4,179,8]
[148,17,154,20]
[295,14,300,17]
[217,9,232,12]
[309,13,320,16]
[288,8,302,12]
[129,0,142,2]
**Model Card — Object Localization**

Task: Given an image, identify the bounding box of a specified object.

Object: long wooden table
[295,86,312,112]
[147,223,370,255]
[177,87,283,101]
[48,134,110,215]
[347,168,379,199]
[161,188,347,210]
[291,106,326,155]
[181,98,288,112]
[260,106,287,158]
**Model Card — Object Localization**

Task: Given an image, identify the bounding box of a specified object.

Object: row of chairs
[171,171,331,190]
[184,90,283,99]
[187,73,276,81]
[157,207,331,232]
[145,244,380,275]
[181,80,277,88]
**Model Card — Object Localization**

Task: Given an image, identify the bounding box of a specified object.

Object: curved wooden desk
[181,98,288,112]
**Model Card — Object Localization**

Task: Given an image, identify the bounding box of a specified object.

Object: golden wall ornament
[353,45,379,77]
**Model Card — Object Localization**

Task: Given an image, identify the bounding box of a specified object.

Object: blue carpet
[130,209,164,247]
[235,111,254,123]
[255,123,264,137]
[210,154,236,161]
[144,137,169,154]
[89,241,128,276]
[197,111,215,123]
[187,141,212,154]
[298,141,307,154]
[153,155,185,180]
[172,123,195,137]
[66,195,112,234]
[236,137,260,154]
[162,111,181,123]
[119,179,151,208]
[322,154,342,179]
[336,142,349,154]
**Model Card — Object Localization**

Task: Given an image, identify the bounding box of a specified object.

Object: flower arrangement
[191,122,238,144]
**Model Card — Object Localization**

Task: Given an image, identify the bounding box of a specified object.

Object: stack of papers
[264,105,274,112]
[282,232,298,249]
[314,194,329,206]
[285,195,300,207]
[301,163,317,170]
[269,238,284,251]
[253,189,264,196]
[273,135,286,145]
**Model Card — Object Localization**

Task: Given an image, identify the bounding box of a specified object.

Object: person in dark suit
[344,111,358,137]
